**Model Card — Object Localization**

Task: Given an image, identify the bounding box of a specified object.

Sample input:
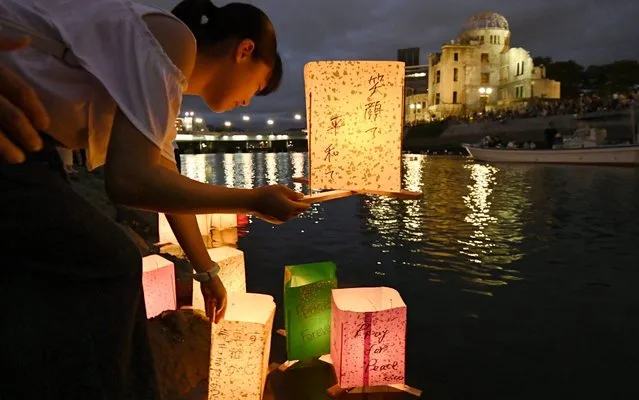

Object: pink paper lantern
[331,287,407,389]
[142,255,176,318]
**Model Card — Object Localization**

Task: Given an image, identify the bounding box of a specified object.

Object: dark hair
[172,0,281,96]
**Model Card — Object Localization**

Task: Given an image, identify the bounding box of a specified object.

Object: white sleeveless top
[0,0,193,170]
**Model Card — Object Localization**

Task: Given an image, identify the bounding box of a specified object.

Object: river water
[182,152,639,399]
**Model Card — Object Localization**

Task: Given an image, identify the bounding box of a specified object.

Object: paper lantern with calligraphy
[304,61,404,193]
[284,261,337,361]
[209,293,276,400]
[331,287,406,388]
[142,255,176,318]
[192,247,246,310]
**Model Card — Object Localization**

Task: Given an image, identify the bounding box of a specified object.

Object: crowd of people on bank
[406,90,639,127]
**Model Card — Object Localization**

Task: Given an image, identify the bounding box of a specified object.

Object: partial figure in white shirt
[0,0,309,398]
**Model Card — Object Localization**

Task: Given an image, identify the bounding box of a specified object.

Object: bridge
[175,130,308,142]
[175,130,308,152]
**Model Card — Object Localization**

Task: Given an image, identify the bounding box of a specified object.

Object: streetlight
[294,114,302,120]
[267,119,274,126]
[242,115,250,121]
[224,121,232,127]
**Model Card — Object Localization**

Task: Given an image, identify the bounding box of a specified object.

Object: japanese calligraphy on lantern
[209,293,276,400]
[304,61,405,192]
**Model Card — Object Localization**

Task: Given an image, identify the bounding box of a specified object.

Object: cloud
[153,0,639,128]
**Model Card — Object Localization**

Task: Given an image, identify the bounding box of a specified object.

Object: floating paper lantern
[284,262,337,361]
[192,247,246,310]
[142,255,176,318]
[331,287,407,389]
[237,214,249,227]
[210,227,238,248]
[157,213,210,245]
[209,293,276,400]
[209,213,238,230]
[158,213,238,245]
[304,61,404,193]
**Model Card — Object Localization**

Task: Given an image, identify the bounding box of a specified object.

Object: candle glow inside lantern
[158,213,210,245]
[208,293,276,400]
[141,255,176,318]
[192,246,246,310]
[304,61,404,193]
[209,213,238,230]
[158,213,239,245]
[284,261,338,361]
[331,287,407,389]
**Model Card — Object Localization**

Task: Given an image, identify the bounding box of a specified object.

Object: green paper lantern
[284,261,338,361]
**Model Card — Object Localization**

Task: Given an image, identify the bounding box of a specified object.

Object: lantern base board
[294,177,422,202]
[302,189,355,203]
[327,384,422,398]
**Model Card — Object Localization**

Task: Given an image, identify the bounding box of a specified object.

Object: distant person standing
[544,122,558,149]
[173,140,181,174]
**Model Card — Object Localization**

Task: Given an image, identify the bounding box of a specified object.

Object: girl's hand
[250,184,309,224]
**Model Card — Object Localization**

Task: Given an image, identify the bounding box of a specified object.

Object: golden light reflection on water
[182,154,207,183]
[223,154,235,187]
[182,153,532,292]
[362,156,530,293]
[265,153,277,185]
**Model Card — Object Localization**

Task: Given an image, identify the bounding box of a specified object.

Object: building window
[436,70,440,83]
[481,53,489,63]
[453,68,458,82]
[454,52,459,61]
[480,36,484,44]
[489,35,493,44]
[521,61,525,75]
[435,93,440,104]
[481,72,490,84]
[452,91,458,104]
[516,63,520,76]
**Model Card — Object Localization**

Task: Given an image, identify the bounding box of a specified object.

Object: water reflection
[181,152,635,295]
[265,153,277,185]
[182,154,207,183]
[358,155,532,293]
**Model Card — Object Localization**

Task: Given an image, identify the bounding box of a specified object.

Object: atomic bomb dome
[422,11,561,120]
[462,12,509,32]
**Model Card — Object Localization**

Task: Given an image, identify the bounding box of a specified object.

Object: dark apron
[0,134,160,399]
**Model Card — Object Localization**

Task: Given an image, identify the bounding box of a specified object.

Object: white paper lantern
[157,213,210,245]
[210,227,238,248]
[304,61,404,193]
[331,287,407,389]
[208,214,238,230]
[208,293,276,400]
[158,213,238,245]
[142,255,176,318]
[192,247,246,310]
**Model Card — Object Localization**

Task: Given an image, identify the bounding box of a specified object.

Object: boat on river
[463,125,639,166]
[462,143,639,166]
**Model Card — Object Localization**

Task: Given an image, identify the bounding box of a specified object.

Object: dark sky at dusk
[153,0,638,129]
